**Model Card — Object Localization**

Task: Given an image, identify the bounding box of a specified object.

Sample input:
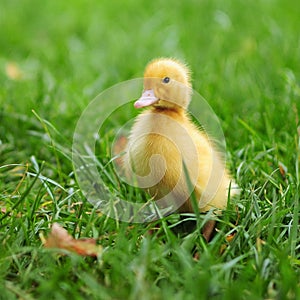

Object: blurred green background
[1,0,299,137]
[1,0,299,180]
[0,0,299,299]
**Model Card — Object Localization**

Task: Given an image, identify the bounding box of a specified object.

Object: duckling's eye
[162,77,170,84]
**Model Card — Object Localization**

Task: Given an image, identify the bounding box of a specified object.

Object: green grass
[1,0,300,299]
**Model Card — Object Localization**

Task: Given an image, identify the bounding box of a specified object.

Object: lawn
[0,0,299,299]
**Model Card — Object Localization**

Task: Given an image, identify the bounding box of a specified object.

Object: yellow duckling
[124,58,237,222]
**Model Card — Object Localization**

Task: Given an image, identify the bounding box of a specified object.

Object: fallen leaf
[112,135,128,168]
[225,232,236,242]
[278,162,287,178]
[5,62,23,80]
[42,223,102,257]
[219,232,237,254]
[113,135,128,154]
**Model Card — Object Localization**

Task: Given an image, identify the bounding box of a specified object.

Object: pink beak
[134,89,158,108]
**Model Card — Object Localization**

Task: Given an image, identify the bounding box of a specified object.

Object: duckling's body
[124,58,237,215]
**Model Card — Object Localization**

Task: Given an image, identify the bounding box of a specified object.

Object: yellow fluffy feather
[124,58,237,214]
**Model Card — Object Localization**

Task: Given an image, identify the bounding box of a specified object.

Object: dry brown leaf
[112,135,128,168]
[42,223,102,257]
[219,232,237,254]
[5,62,23,80]
[225,233,236,242]
[278,162,287,178]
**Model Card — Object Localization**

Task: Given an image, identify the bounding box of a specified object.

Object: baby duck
[124,58,237,220]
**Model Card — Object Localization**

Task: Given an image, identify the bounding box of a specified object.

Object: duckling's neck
[151,106,185,116]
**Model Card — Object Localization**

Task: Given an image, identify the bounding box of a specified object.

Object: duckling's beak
[134,89,158,108]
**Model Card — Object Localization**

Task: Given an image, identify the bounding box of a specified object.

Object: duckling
[124,58,237,231]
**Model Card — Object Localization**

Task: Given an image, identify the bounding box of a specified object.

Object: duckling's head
[134,58,192,111]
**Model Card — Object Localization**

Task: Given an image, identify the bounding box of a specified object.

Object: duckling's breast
[125,109,204,198]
